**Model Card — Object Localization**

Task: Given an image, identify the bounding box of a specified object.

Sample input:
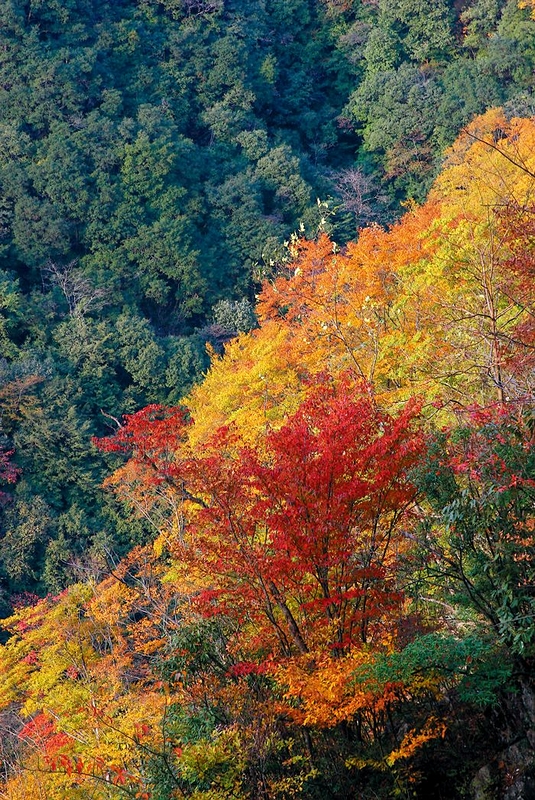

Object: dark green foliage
[357,633,513,707]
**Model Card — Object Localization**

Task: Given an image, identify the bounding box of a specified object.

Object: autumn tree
[93,371,436,787]
[98,373,423,657]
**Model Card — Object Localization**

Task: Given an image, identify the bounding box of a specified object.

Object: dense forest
[1,0,535,797]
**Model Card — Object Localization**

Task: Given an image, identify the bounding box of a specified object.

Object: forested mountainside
[1,0,535,598]
[1,1,535,797]
[0,108,535,799]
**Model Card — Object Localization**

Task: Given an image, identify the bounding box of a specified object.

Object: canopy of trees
[0,108,534,798]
